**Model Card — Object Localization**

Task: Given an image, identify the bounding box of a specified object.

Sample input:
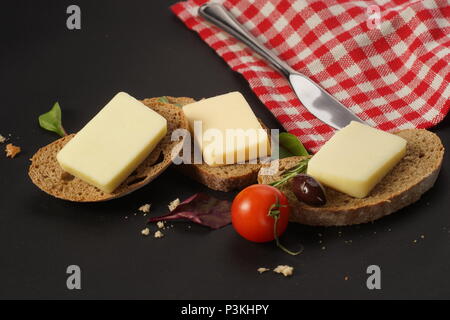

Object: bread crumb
[168,198,180,211]
[139,204,151,213]
[141,228,150,236]
[154,230,164,238]
[5,143,21,158]
[257,267,270,274]
[0,134,6,143]
[273,265,294,277]
[156,221,164,229]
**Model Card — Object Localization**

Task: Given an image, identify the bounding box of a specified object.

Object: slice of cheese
[182,92,270,166]
[307,121,407,198]
[57,92,167,193]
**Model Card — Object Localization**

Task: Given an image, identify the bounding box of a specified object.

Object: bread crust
[258,129,445,226]
[177,162,261,192]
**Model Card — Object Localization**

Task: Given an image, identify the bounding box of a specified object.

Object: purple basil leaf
[147,193,232,229]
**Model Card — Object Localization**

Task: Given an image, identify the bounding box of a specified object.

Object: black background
[0,0,449,300]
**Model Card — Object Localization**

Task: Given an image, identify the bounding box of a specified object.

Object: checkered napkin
[171,0,450,151]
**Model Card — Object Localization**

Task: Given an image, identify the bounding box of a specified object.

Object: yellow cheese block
[57,92,167,193]
[182,92,270,166]
[307,121,407,198]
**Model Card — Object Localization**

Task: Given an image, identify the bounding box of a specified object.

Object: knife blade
[289,73,365,129]
[199,3,366,130]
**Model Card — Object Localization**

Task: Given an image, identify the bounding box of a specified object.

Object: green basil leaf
[278,132,309,158]
[278,145,293,159]
[38,102,67,137]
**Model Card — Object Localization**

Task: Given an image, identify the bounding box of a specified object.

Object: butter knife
[199,3,366,130]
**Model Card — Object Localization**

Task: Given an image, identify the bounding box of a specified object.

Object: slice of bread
[178,161,263,192]
[28,98,189,202]
[176,126,268,192]
[258,129,444,226]
[157,96,267,192]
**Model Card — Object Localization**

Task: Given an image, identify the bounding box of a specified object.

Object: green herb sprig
[269,158,310,187]
[158,96,183,107]
[158,96,170,104]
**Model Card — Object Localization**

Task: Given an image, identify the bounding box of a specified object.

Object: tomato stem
[269,198,303,256]
[272,215,303,256]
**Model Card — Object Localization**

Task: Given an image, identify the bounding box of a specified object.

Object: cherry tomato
[231,184,290,243]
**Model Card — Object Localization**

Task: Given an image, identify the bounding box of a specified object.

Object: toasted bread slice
[177,126,267,192]
[258,129,444,226]
[156,97,267,192]
[28,98,189,202]
[178,161,263,192]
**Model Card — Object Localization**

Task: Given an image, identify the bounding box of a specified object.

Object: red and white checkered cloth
[172,0,450,151]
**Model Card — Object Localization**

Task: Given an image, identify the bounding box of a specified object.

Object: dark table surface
[1,0,449,300]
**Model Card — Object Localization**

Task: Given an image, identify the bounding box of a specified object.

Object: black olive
[292,174,327,206]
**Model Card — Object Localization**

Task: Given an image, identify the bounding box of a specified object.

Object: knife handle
[199,3,297,78]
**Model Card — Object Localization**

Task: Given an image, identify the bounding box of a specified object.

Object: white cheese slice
[307,121,407,198]
[57,92,167,193]
[182,92,270,166]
